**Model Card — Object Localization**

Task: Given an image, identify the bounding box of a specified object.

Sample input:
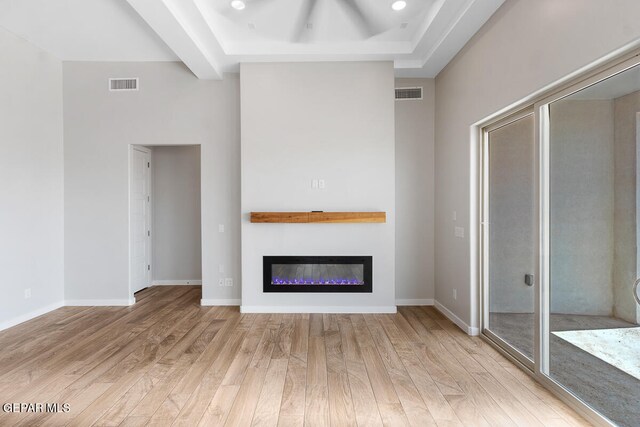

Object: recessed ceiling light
[230,0,245,11]
[400,22,408,29]
[391,1,406,11]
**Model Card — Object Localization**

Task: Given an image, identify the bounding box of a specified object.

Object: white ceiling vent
[109,78,139,92]
[395,87,422,100]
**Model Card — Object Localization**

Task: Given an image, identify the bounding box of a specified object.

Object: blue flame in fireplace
[272,277,363,285]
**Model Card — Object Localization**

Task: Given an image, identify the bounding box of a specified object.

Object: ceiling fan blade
[338,0,384,38]
[291,0,319,42]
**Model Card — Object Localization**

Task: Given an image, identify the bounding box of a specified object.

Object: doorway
[129,144,202,300]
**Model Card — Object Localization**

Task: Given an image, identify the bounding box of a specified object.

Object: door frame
[128,145,153,299]
[476,45,640,426]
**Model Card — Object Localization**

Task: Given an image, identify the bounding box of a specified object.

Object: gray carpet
[489,313,640,427]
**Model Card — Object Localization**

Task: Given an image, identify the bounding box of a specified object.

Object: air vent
[395,87,422,100]
[109,78,139,92]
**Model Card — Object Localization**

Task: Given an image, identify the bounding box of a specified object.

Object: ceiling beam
[125,0,223,79]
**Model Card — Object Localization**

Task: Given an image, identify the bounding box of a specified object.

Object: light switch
[219,264,224,273]
[218,224,225,233]
[318,179,325,189]
[312,179,319,189]
[454,226,465,238]
[452,211,457,221]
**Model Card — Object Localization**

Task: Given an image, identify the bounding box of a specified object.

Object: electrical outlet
[224,278,233,287]
[24,288,31,299]
[454,226,465,238]
[218,279,224,287]
[453,289,457,300]
[218,224,225,233]
[318,179,325,189]
[219,264,224,273]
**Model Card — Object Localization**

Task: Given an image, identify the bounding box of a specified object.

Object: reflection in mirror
[549,64,640,426]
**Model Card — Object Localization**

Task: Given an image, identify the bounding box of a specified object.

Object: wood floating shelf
[250,211,386,224]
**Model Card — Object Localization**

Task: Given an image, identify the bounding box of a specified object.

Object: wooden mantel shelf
[250,211,386,223]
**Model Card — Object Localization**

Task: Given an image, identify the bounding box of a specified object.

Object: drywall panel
[0,27,64,327]
[64,62,239,302]
[394,78,435,302]
[241,62,396,310]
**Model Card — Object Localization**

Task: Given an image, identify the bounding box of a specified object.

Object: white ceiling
[0,0,178,61]
[200,0,435,44]
[0,0,505,79]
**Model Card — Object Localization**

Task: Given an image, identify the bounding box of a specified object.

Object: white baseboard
[201,299,241,306]
[0,301,65,332]
[65,299,135,306]
[240,306,397,314]
[396,298,434,306]
[434,300,480,336]
[152,280,202,286]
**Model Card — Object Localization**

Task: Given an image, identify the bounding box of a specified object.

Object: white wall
[0,27,64,328]
[241,62,396,312]
[152,145,202,282]
[395,78,435,303]
[64,62,240,304]
[434,0,640,329]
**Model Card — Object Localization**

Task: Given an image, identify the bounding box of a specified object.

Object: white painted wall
[0,27,64,328]
[64,62,240,304]
[241,62,396,312]
[151,145,202,282]
[395,78,435,303]
[434,0,640,329]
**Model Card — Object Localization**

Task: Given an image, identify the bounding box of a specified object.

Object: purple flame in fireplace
[272,277,363,285]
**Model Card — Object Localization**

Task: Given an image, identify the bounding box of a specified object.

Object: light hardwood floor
[0,286,590,426]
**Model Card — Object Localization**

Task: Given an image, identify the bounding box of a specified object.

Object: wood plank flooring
[0,286,591,426]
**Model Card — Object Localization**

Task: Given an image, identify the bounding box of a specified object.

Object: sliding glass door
[483,112,536,367]
[545,63,640,427]
[481,53,640,426]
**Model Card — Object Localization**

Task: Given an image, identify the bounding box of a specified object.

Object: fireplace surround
[263,256,372,293]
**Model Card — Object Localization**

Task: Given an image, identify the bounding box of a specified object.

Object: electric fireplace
[263,256,372,293]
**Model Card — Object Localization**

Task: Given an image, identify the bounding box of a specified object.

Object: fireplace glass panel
[271,264,364,285]
[263,256,372,293]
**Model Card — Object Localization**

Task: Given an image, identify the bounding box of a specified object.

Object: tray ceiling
[0,0,504,79]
